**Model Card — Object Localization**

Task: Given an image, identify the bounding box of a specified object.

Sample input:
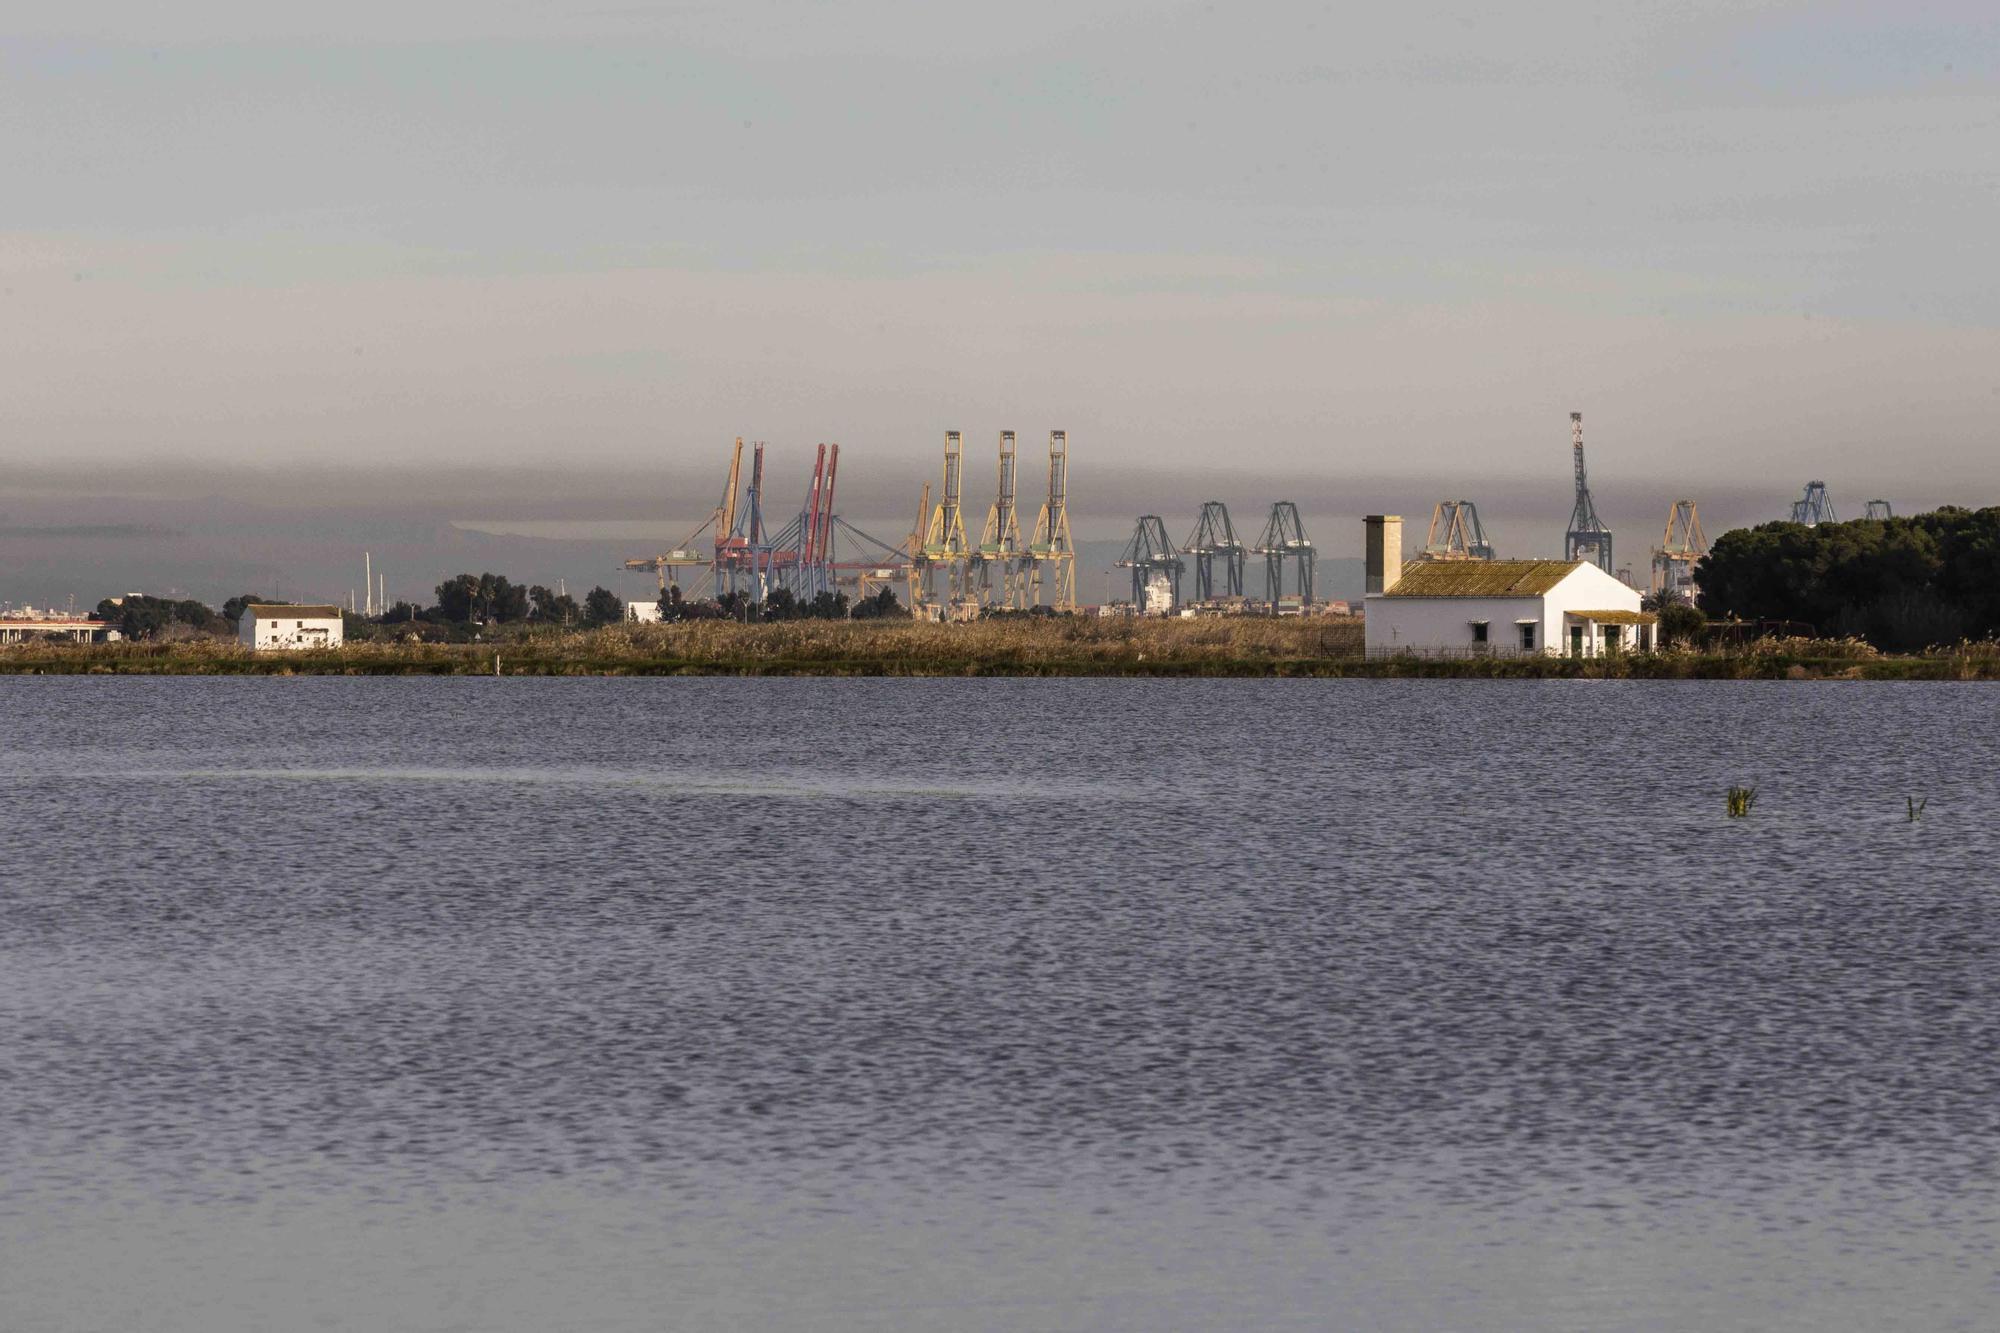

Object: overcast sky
[4,1,1997,552]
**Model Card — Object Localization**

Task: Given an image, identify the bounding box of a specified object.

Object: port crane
[1422,500,1495,560]
[1564,412,1614,573]
[1253,501,1315,611]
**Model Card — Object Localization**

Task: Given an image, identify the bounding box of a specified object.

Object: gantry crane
[920,431,974,616]
[1421,500,1496,560]
[905,480,931,613]
[1026,430,1076,610]
[1651,499,1707,600]
[974,431,1028,610]
[622,436,743,601]
[1253,502,1315,611]
[1182,501,1247,602]
[1564,412,1613,573]
[1789,481,1837,526]
[1117,516,1183,614]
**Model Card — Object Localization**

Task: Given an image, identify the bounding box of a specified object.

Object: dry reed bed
[4,620,1999,677]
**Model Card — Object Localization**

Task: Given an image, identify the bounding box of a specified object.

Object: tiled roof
[245,604,343,619]
[1382,560,1581,598]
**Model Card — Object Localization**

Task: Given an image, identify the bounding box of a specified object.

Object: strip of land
[3,618,1997,678]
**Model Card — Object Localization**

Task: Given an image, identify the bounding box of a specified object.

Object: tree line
[658,585,905,622]
[90,575,906,640]
[1697,506,2000,650]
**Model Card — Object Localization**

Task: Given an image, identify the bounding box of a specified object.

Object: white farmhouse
[1362,515,1653,657]
[239,604,344,651]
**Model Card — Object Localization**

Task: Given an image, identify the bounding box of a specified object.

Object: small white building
[239,604,344,651]
[1362,515,1653,658]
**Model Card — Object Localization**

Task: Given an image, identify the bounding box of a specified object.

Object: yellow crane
[905,480,931,614]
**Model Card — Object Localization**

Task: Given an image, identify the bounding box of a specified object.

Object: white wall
[1364,594,1546,656]
[242,615,343,650]
[1539,564,1643,658]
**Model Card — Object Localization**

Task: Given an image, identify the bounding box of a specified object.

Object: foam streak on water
[3,678,1998,1331]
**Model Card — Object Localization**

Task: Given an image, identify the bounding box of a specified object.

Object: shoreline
[3,619,1997,679]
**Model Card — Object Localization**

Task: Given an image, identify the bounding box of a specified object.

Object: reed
[1907,796,1927,822]
[1727,785,1758,818]
[6,619,2000,679]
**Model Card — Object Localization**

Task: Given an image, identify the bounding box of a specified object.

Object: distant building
[0,610,120,644]
[239,604,343,651]
[1363,517,1651,656]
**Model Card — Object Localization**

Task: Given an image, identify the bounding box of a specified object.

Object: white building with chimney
[239,604,344,651]
[1362,515,1652,657]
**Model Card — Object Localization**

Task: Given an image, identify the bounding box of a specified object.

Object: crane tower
[1026,430,1076,610]
[1789,481,1837,526]
[919,431,974,617]
[1254,502,1314,612]
[1564,412,1613,573]
[1650,499,1706,600]
[974,431,1027,610]
[1182,502,1247,602]
[1422,500,1495,560]
[1117,516,1182,614]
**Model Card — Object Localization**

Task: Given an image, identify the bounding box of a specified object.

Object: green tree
[222,593,284,624]
[432,572,530,624]
[850,587,907,620]
[581,586,625,627]
[1655,600,1706,648]
[433,574,482,622]
[528,585,579,625]
[1696,507,2000,650]
[804,590,849,619]
[95,594,229,640]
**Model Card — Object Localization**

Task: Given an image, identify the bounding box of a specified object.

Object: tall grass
[0,616,1368,677]
[7,620,2000,679]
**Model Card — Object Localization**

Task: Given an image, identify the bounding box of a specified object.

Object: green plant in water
[1908,796,1927,822]
[1726,785,1758,817]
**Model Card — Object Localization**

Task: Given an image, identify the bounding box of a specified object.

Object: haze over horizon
[4,1,1998,595]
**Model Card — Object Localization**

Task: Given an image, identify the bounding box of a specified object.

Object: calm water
[4,678,1998,1331]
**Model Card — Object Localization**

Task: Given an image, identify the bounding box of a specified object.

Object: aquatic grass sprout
[1727,786,1759,818]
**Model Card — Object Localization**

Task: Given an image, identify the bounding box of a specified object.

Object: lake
[3,678,1997,1331]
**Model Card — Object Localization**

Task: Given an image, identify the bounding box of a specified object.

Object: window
[1570,625,1585,656]
[1605,625,1622,653]
[1519,623,1536,652]
[1470,621,1489,643]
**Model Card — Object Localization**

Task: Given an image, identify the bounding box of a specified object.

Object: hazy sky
[4,1,1998,551]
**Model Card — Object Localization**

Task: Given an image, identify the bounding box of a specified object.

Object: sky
[4,0,1998,560]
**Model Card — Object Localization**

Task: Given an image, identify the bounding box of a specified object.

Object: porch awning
[1567,609,1656,624]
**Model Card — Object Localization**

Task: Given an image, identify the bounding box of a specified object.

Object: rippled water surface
[4,678,1999,1331]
